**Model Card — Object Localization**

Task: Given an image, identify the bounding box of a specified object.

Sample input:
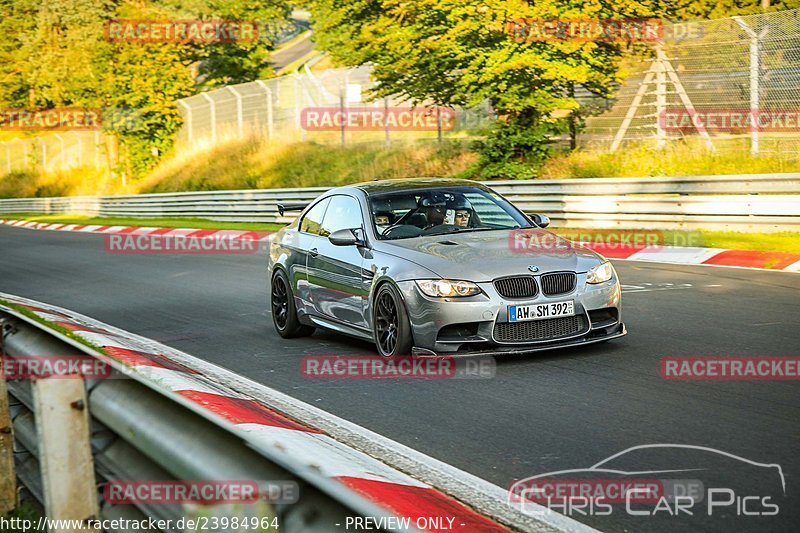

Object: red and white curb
[0,219,274,243]
[7,218,794,272]
[0,293,591,533]
[581,242,800,272]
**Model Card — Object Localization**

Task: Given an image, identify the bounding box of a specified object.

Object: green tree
[194,0,292,87]
[310,0,665,177]
[668,0,800,19]
[0,0,292,178]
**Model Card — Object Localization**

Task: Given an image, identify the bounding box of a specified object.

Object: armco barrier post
[733,16,764,156]
[201,92,217,146]
[0,322,16,514]
[227,86,245,138]
[655,45,667,149]
[32,376,99,526]
[178,100,193,147]
[254,80,274,139]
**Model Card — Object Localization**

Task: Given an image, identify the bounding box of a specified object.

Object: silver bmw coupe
[268,178,625,356]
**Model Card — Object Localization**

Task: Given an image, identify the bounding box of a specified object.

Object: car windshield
[368,186,532,240]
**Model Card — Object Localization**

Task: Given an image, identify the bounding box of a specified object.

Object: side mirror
[530,214,550,228]
[329,228,362,246]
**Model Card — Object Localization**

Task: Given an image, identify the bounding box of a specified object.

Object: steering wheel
[381,223,409,238]
[422,224,461,234]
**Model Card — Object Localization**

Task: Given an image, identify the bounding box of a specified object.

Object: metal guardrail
[0,309,414,533]
[0,173,798,232]
[1,296,586,533]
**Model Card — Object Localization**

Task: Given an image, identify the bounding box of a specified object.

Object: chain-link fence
[3,9,799,182]
[175,65,495,149]
[0,131,113,175]
[582,9,800,157]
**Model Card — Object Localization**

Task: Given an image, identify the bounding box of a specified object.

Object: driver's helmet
[373,211,393,227]
[445,195,474,227]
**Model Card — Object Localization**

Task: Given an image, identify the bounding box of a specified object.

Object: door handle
[309,248,319,257]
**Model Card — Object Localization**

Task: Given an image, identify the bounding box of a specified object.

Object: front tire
[372,283,413,357]
[271,269,314,338]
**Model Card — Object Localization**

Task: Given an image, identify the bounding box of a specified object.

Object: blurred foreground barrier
[0,294,589,533]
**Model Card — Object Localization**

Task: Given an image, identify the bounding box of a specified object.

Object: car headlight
[586,261,615,284]
[415,279,481,298]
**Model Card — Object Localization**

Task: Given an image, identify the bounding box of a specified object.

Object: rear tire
[372,283,413,357]
[271,269,314,338]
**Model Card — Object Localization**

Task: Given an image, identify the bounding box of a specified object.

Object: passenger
[446,196,474,228]
[453,208,471,228]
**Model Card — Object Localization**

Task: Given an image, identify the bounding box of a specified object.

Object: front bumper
[396,274,624,356]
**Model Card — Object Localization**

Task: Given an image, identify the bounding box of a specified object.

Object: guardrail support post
[37,138,47,170]
[0,326,16,514]
[749,36,760,156]
[74,132,84,168]
[227,86,245,138]
[32,376,99,529]
[734,17,765,156]
[94,132,101,169]
[54,134,66,170]
[178,100,193,147]
[201,93,217,145]
[255,81,274,140]
[655,44,667,149]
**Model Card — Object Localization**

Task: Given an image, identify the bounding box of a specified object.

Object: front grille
[494,276,538,299]
[540,272,577,296]
[494,315,586,343]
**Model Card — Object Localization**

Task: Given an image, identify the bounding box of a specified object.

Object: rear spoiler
[277,203,309,216]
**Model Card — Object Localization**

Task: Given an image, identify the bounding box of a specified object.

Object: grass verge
[540,140,799,178]
[6,214,282,232]
[138,137,477,193]
[552,228,800,254]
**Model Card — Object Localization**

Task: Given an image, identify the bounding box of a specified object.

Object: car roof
[350,177,484,195]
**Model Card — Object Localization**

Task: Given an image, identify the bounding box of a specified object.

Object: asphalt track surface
[271,25,315,72]
[2,224,799,533]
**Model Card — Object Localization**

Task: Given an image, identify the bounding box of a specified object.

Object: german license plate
[509,301,575,322]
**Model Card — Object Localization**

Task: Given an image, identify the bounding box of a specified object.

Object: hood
[376,228,604,281]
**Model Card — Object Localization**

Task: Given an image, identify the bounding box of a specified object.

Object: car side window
[320,195,363,237]
[300,198,330,235]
